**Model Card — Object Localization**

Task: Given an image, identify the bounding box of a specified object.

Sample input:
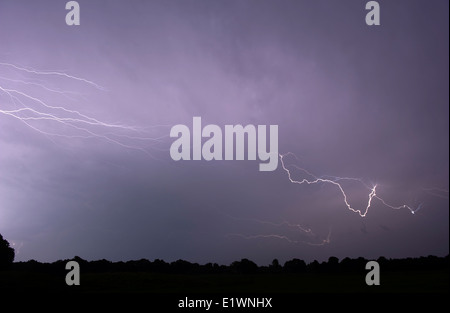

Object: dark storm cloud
[0,0,448,264]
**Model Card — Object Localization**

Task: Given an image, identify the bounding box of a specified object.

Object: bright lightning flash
[0,62,168,156]
[280,152,419,217]
[227,152,426,247]
[224,214,332,246]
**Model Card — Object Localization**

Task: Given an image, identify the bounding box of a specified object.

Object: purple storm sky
[0,0,448,265]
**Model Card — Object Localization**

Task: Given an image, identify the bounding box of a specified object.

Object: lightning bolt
[227,228,331,246]
[0,62,169,156]
[279,152,419,217]
[0,62,106,91]
[423,187,449,200]
[228,151,430,247]
[224,214,331,246]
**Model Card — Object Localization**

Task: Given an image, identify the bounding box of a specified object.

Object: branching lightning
[279,152,420,217]
[423,187,449,200]
[2,62,446,253]
[227,229,331,247]
[0,62,106,91]
[0,62,168,156]
[227,152,433,247]
[224,214,331,246]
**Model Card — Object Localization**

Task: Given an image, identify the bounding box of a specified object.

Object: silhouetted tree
[152,259,170,273]
[89,259,112,272]
[269,258,282,273]
[283,258,306,273]
[0,234,15,270]
[326,256,339,273]
[339,256,367,273]
[171,259,199,274]
[308,260,320,273]
[231,258,258,274]
[339,257,353,273]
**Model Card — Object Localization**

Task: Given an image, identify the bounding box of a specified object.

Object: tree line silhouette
[1,233,448,274]
[6,255,450,275]
[0,234,14,270]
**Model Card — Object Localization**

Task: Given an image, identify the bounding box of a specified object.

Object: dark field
[0,268,448,293]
